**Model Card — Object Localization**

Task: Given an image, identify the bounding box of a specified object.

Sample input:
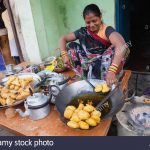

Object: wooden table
[0,63,131,136]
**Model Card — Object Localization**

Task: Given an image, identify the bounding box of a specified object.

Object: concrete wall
[56,0,115,36]
[29,0,115,59]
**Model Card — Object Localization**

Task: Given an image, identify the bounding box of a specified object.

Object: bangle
[108,70,116,74]
[61,50,67,54]
[109,66,118,71]
[111,63,119,68]
[61,51,68,56]
[108,68,117,74]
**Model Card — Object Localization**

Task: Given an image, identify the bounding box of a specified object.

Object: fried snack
[86,118,97,126]
[79,121,89,130]
[10,93,17,99]
[83,104,95,113]
[91,115,101,124]
[1,87,9,93]
[1,92,8,99]
[11,78,20,86]
[16,94,23,100]
[0,97,6,106]
[9,84,15,90]
[6,76,16,86]
[66,106,76,111]
[14,86,20,91]
[91,110,101,117]
[95,84,102,93]
[64,108,74,119]
[67,121,79,129]
[6,97,15,106]
[70,113,80,123]
[25,77,33,82]
[78,102,84,110]
[78,110,90,120]
[20,91,30,98]
[102,83,110,93]
[20,79,29,88]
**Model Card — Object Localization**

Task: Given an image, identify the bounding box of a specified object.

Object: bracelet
[108,70,116,74]
[109,66,118,71]
[111,63,119,68]
[108,68,117,74]
[61,51,68,57]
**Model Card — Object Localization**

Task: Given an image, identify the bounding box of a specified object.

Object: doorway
[116,0,150,72]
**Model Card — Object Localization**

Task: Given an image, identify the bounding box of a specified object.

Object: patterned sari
[67,27,124,79]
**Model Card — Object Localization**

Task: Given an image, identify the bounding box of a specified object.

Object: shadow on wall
[59,5,69,30]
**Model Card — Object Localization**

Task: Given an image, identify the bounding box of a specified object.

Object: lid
[26,93,48,107]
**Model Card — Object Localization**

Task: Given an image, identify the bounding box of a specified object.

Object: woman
[59,4,130,86]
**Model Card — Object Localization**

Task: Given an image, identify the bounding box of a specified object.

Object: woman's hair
[83,4,102,19]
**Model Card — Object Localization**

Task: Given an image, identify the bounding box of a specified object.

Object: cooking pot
[55,79,135,123]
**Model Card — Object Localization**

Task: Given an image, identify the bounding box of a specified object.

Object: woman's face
[84,13,102,33]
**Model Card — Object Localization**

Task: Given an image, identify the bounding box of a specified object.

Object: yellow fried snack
[83,104,95,113]
[67,121,79,129]
[79,121,89,130]
[64,108,74,119]
[102,83,110,93]
[6,76,16,86]
[10,93,17,99]
[6,97,15,106]
[1,87,9,93]
[0,97,6,106]
[91,110,101,117]
[11,78,20,86]
[1,92,8,99]
[14,86,20,91]
[70,113,80,123]
[16,94,23,100]
[86,118,97,126]
[25,77,33,83]
[66,106,76,111]
[95,84,102,93]
[91,115,101,124]
[78,110,90,120]
[20,91,30,98]
[9,84,15,90]
[78,103,84,110]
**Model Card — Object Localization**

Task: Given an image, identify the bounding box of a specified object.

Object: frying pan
[55,79,135,125]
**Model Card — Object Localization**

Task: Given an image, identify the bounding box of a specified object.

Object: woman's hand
[106,71,117,87]
[62,55,71,67]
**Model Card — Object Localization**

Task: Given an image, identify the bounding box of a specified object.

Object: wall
[30,0,61,59]
[30,0,115,59]
[56,0,115,36]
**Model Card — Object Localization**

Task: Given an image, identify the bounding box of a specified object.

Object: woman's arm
[59,32,77,66]
[59,32,77,52]
[106,32,130,86]
[109,32,128,67]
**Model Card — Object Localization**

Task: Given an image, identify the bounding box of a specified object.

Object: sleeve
[74,28,82,39]
[105,26,116,39]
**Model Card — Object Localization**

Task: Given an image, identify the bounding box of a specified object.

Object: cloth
[67,27,124,79]
[9,39,19,56]
[2,10,19,57]
[2,10,14,40]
